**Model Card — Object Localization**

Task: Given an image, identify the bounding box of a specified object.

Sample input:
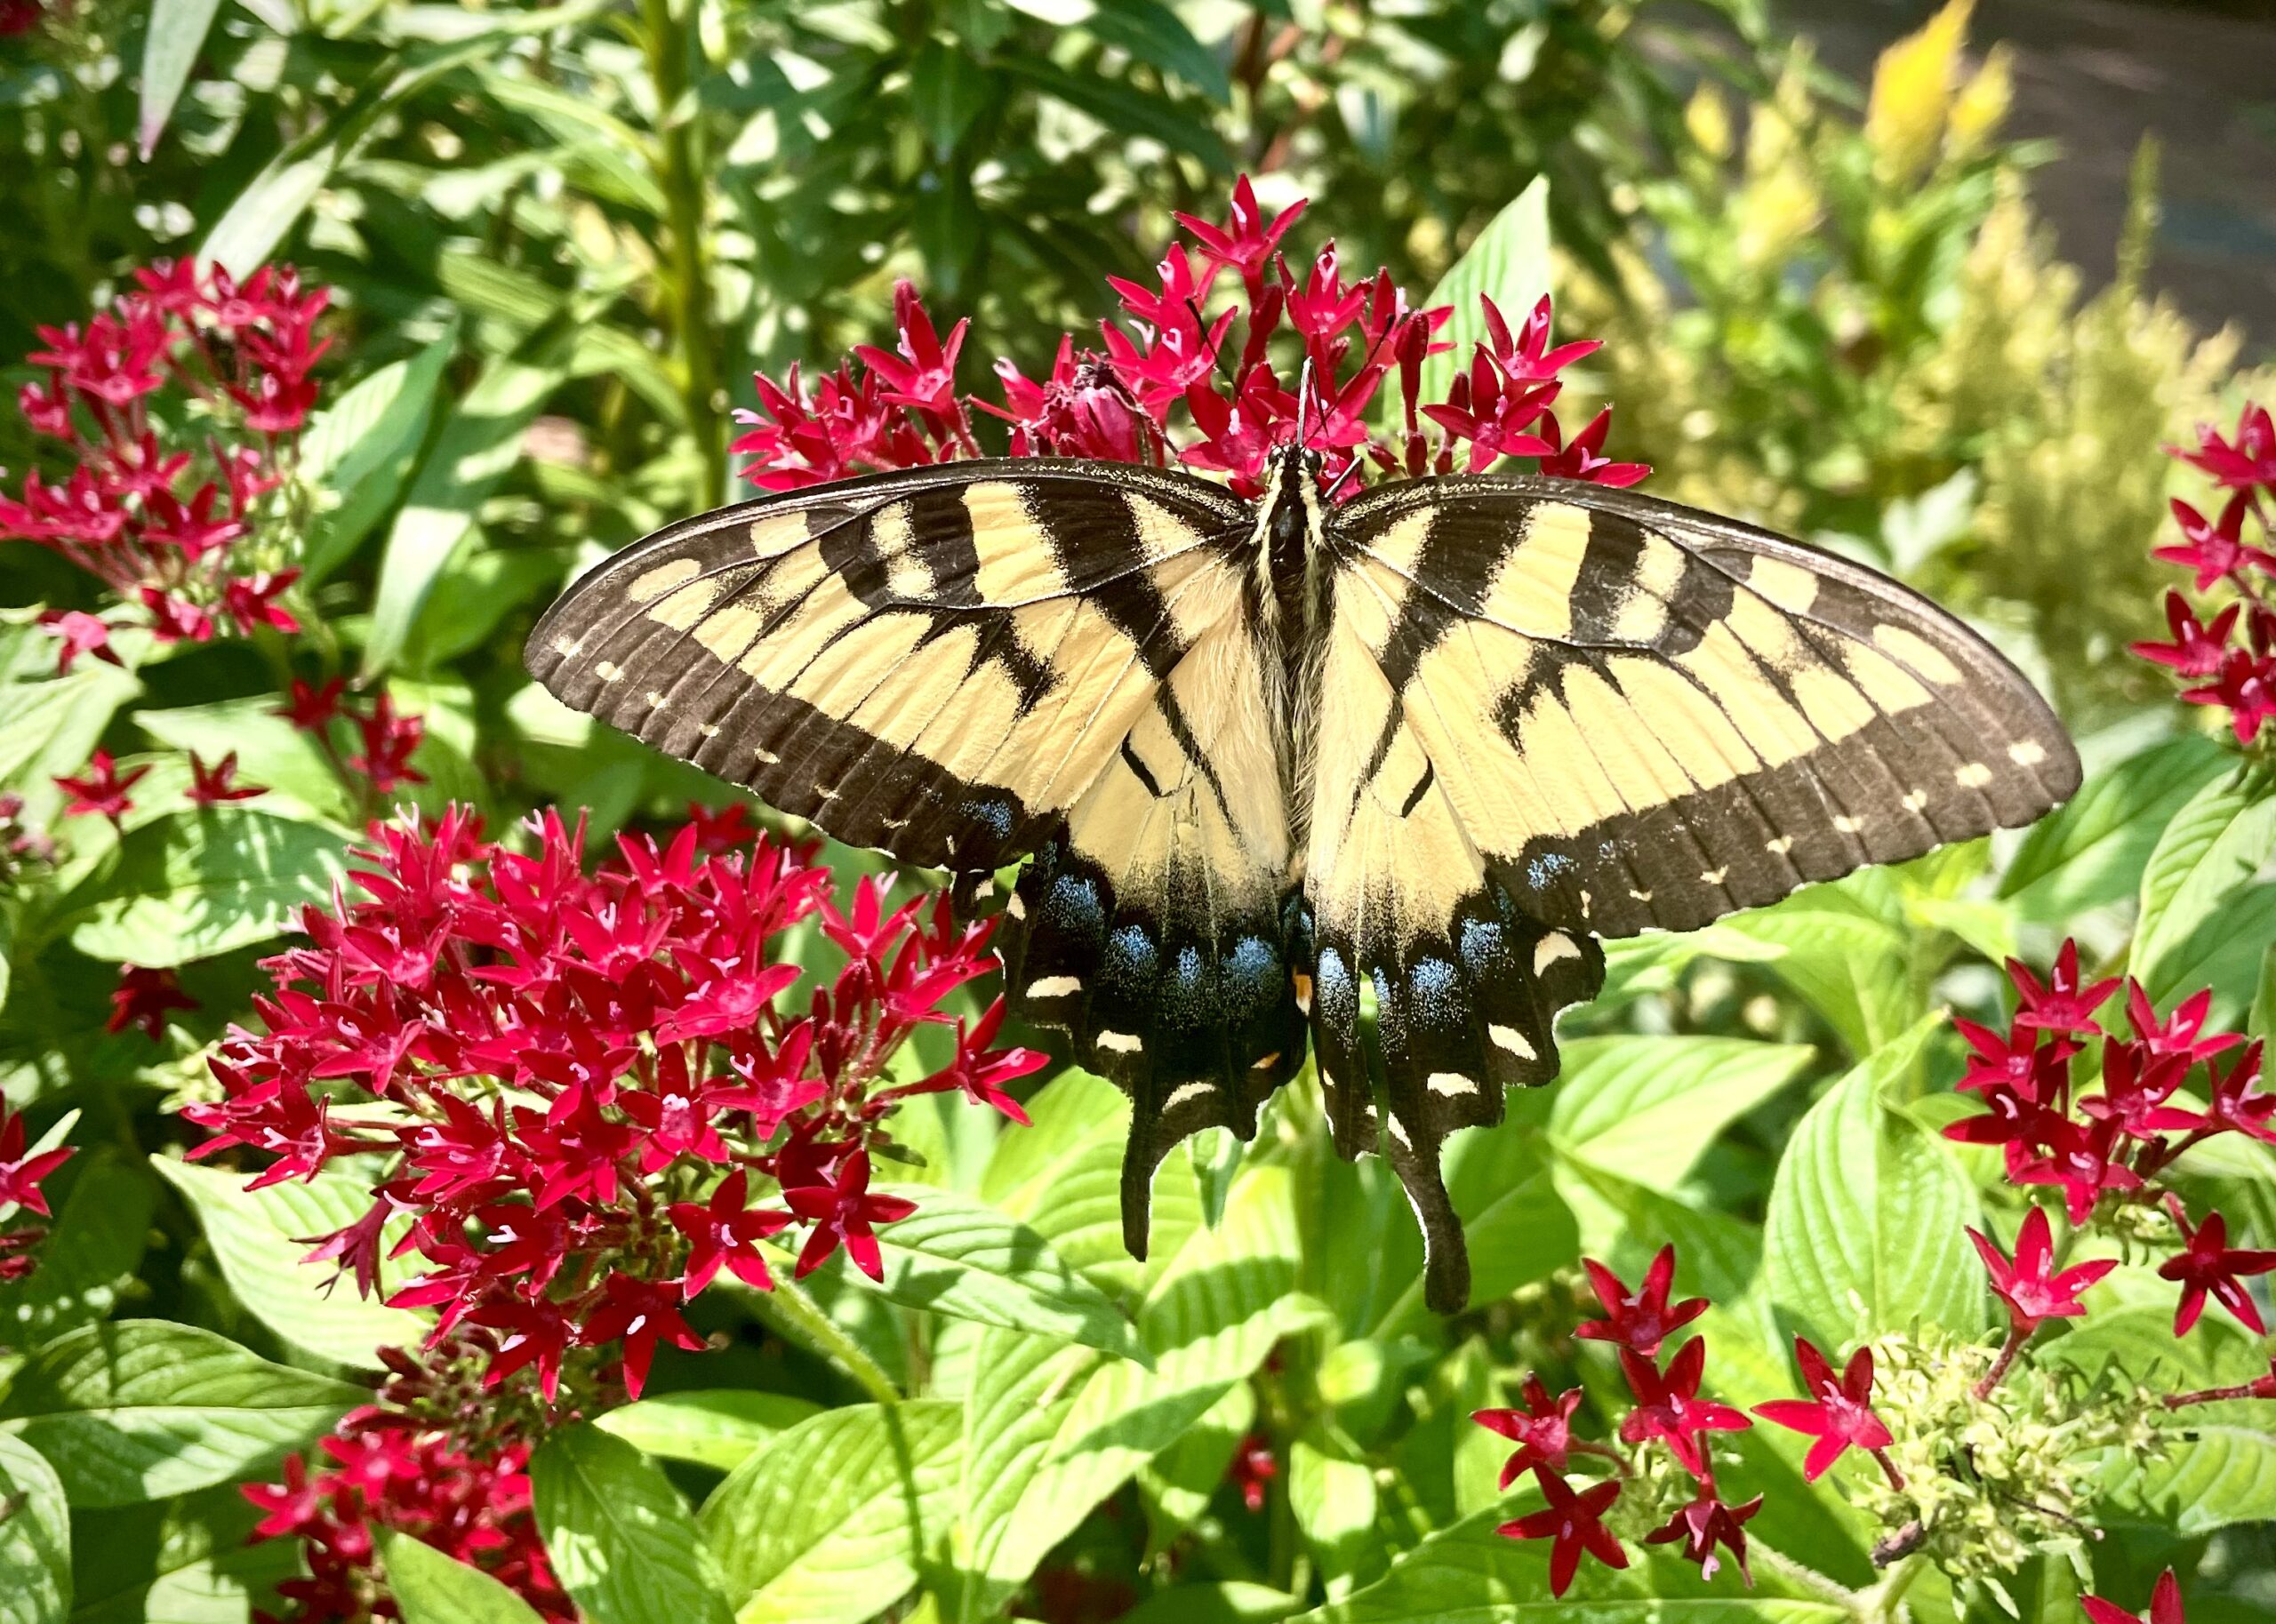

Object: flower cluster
[1475,1246,1758,1595]
[275,677,429,802]
[246,1336,572,1624]
[0,1100,73,1282]
[0,261,327,658]
[732,177,1644,501]
[2133,402,2276,742]
[1943,943,2276,1345]
[187,805,1041,1401]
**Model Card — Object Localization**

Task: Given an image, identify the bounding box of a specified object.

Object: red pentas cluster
[732,177,1644,500]
[1942,943,2276,1362]
[188,804,1042,1404]
[0,260,327,662]
[0,1100,74,1282]
[1474,1246,1759,1595]
[246,1338,572,1624]
[2133,402,2276,742]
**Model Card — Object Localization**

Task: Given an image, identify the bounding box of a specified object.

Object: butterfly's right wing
[526,460,1302,1248]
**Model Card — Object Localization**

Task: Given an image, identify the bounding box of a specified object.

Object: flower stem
[638,0,726,506]
[1863,1553,1927,1624]
[1869,1445,1906,1492]
[1973,1320,2032,1400]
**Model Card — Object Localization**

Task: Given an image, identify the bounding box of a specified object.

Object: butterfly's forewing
[1308,475,2079,1310]
[527,460,1304,1245]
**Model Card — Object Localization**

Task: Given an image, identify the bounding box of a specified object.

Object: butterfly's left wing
[1304,475,2078,1311]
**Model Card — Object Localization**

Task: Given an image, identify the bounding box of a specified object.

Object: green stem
[736,1268,902,1406]
[638,0,725,506]
[1746,1542,1859,1608]
[1863,1553,1927,1624]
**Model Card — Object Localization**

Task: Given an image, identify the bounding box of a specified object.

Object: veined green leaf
[298,332,458,583]
[132,697,355,826]
[0,644,140,827]
[0,1321,363,1508]
[65,810,349,968]
[1763,1019,1985,1348]
[381,1532,546,1624]
[1420,177,1549,405]
[1079,0,1230,101]
[0,1432,69,1624]
[67,1483,301,1624]
[364,356,560,676]
[1549,1036,1813,1188]
[2000,732,2227,918]
[698,1401,961,1624]
[594,1390,819,1475]
[1121,1585,1300,1624]
[2133,773,2276,1017]
[151,1157,428,1369]
[531,1424,733,1624]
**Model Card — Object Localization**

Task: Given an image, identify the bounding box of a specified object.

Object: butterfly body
[528,452,2078,1312]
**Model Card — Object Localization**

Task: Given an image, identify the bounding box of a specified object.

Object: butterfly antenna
[1325,455,1365,500]
[1187,296,1238,388]
[1295,356,1315,450]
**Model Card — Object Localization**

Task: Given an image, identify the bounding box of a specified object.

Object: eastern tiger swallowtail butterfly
[526,449,2078,1313]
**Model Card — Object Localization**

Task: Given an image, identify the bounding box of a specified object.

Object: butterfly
[526,448,2078,1312]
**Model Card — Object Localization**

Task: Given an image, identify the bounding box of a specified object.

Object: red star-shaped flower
[669,1169,793,1298]
[781,1148,918,1282]
[1617,1337,1751,1476]
[2007,940,2118,1036]
[1968,1204,2114,1332]
[1644,1492,1760,1584]
[2159,1204,2276,1336]
[106,964,196,1040]
[186,751,267,805]
[0,1104,73,1217]
[1497,1469,1628,1597]
[1753,1338,1893,1481]
[2083,1569,2187,1624]
[1473,1374,1583,1488]
[578,1270,705,1398]
[54,748,148,824]
[1575,1244,1708,1356]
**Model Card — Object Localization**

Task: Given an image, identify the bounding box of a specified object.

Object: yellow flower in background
[1866,0,1973,187]
[1949,43,2015,159]
[1685,82,1733,163]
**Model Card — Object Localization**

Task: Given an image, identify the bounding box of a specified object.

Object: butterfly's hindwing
[1303,475,2080,1311]
[526,460,1305,1252]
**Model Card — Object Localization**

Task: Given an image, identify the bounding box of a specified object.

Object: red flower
[1645,1492,1760,1584]
[1617,1338,1751,1476]
[54,748,148,823]
[186,751,268,806]
[348,692,428,795]
[1473,1374,1583,1487]
[2083,1570,2187,1624]
[1953,1016,2073,1103]
[1574,1244,1708,1356]
[1535,406,1650,487]
[36,609,120,675]
[2183,646,2276,744]
[854,281,973,427]
[2187,1041,2276,1142]
[276,676,347,732]
[2008,940,2118,1036]
[782,1148,918,1281]
[106,964,197,1040]
[1227,1431,1278,1513]
[1968,1205,2114,1332]
[2158,493,2276,589]
[1752,1339,1893,1481]
[1497,1469,1628,1597]
[578,1271,706,1398]
[0,1104,73,1217]
[669,1169,793,1298]
[2173,403,2276,492]
[2158,1204,2276,1335]
[2131,592,2239,677]
[1174,174,1305,295]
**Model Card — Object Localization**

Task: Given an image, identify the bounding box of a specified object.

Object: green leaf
[0,1433,70,1624]
[1288,1497,1847,1622]
[365,356,560,676]
[909,39,994,155]
[1,1151,154,1348]
[998,53,1230,168]
[1548,1036,1813,1188]
[594,1390,819,1475]
[2040,1307,2276,1532]
[65,810,349,968]
[697,1402,962,1624]
[67,1484,300,1624]
[151,1157,428,1368]
[132,698,355,827]
[136,0,222,159]
[2133,772,2276,1013]
[1716,894,1913,1057]
[1763,1019,1986,1348]
[1288,1436,1377,1585]
[298,332,459,583]
[0,646,140,826]
[0,1321,362,1508]
[1371,1125,1577,1335]
[530,1423,733,1624]
[1420,177,1549,405]
[2000,733,2228,919]
[381,1532,546,1624]
[839,1184,1145,1360]
[1080,0,1230,100]
[1137,1382,1253,1548]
